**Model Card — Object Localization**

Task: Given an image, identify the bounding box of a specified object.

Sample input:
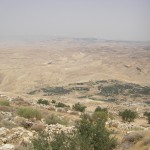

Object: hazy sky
[0,0,150,41]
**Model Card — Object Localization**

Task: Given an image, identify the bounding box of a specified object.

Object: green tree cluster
[119,109,137,123]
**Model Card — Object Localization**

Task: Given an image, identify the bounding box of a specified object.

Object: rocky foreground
[0,92,150,150]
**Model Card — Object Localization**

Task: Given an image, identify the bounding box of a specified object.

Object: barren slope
[0,39,149,95]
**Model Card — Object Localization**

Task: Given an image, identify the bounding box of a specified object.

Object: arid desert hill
[0,38,150,94]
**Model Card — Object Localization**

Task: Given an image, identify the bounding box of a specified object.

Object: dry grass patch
[45,114,68,125]
[0,106,13,112]
[120,131,150,150]
[12,97,30,106]
[31,124,45,132]
[0,100,10,106]
[0,120,17,129]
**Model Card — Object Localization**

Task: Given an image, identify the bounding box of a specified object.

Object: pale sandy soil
[0,39,149,96]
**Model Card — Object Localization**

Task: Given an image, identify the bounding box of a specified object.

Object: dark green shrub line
[98,82,150,96]
[37,99,49,105]
[55,102,69,108]
[70,87,90,92]
[95,106,108,113]
[41,87,71,95]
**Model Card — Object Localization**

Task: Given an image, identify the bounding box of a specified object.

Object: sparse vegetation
[72,102,86,112]
[119,109,137,123]
[17,107,42,120]
[31,114,117,150]
[123,132,144,143]
[1,36,150,150]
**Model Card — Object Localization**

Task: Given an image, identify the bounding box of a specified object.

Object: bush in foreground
[17,107,42,120]
[31,114,117,150]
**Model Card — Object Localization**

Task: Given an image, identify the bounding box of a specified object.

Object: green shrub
[0,100,10,106]
[31,113,117,150]
[119,109,137,123]
[51,100,56,104]
[37,99,49,105]
[72,102,86,112]
[92,111,108,122]
[76,114,117,150]
[95,106,108,113]
[17,107,42,120]
[94,106,109,122]
[45,114,67,125]
[55,102,69,108]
